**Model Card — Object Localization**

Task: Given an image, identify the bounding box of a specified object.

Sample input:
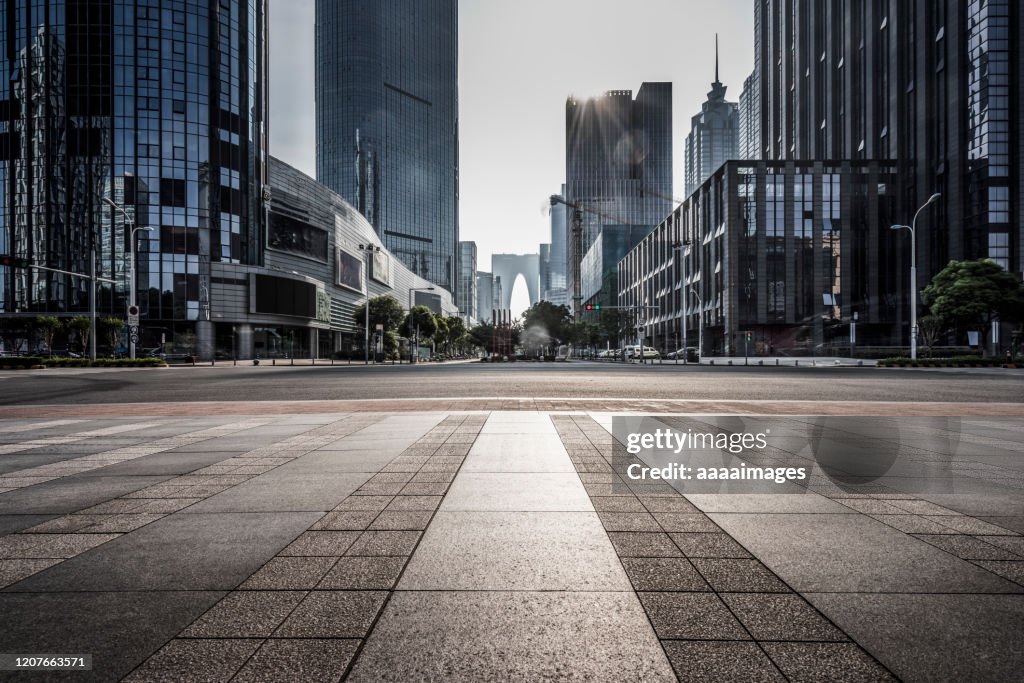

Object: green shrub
[0,357,45,369]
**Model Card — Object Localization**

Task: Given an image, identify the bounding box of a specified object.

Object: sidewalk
[0,410,1021,681]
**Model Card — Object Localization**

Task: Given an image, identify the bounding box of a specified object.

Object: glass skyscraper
[564,84,672,312]
[315,0,459,298]
[1,0,269,344]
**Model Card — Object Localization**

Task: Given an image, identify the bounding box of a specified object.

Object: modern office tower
[738,71,761,160]
[565,84,672,312]
[1,1,269,352]
[458,241,478,323]
[315,0,459,297]
[684,40,740,196]
[476,271,493,322]
[547,184,568,296]
[752,0,1022,280]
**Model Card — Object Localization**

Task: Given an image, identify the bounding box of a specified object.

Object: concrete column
[310,329,318,359]
[236,324,254,360]
[196,320,215,361]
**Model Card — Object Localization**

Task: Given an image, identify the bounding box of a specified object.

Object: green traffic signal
[0,255,30,268]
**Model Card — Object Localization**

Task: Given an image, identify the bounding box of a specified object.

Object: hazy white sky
[269,0,754,313]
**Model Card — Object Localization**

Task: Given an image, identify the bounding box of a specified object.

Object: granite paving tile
[661,641,785,682]
[273,590,387,638]
[608,531,683,557]
[317,556,406,590]
[346,530,421,556]
[232,638,360,683]
[722,593,847,641]
[691,558,791,592]
[122,638,261,682]
[638,592,749,640]
[761,642,897,682]
[620,557,711,592]
[240,557,339,590]
[279,531,360,557]
[181,591,306,638]
[346,591,674,682]
[670,532,753,559]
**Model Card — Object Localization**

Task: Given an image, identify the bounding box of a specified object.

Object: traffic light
[0,255,30,268]
[584,304,601,311]
[745,331,753,342]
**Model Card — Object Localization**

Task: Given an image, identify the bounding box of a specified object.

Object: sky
[269,0,755,314]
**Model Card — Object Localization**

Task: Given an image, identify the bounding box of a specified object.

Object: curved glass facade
[315,0,459,297]
[1,0,268,334]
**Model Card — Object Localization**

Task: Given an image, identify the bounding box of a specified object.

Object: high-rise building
[684,39,740,196]
[565,84,672,312]
[458,241,477,323]
[738,71,761,160]
[315,0,459,297]
[752,0,1022,278]
[1,0,269,355]
[476,271,493,322]
[547,184,568,297]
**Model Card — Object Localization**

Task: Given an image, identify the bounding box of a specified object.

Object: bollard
[795,360,799,367]
[272,358,276,366]
[776,358,779,366]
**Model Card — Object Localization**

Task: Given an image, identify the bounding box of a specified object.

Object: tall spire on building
[715,33,720,85]
[708,33,727,102]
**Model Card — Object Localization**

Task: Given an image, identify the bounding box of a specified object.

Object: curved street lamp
[890,192,941,360]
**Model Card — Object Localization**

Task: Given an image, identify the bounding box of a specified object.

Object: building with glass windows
[1,0,269,358]
[684,43,740,196]
[751,0,1022,285]
[619,161,900,356]
[565,84,672,313]
[0,1,457,360]
[738,71,760,161]
[458,241,477,324]
[315,0,459,299]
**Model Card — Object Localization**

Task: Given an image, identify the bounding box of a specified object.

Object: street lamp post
[673,240,692,364]
[103,197,152,360]
[690,288,703,362]
[408,286,436,364]
[890,193,941,361]
[357,244,381,364]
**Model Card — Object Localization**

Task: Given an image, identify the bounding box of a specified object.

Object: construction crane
[548,195,634,321]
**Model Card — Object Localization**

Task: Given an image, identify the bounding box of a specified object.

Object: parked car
[624,346,661,360]
[666,347,700,362]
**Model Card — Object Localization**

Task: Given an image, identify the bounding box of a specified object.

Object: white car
[624,346,660,360]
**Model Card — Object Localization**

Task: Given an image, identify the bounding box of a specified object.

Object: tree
[521,301,571,344]
[468,321,522,355]
[66,316,91,354]
[351,295,406,333]
[567,320,600,351]
[35,316,62,357]
[433,315,449,351]
[98,317,125,356]
[445,316,466,354]
[598,309,632,346]
[383,330,400,360]
[917,314,947,358]
[922,259,1024,353]
[401,306,438,342]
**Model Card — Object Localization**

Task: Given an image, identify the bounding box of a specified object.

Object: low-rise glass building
[619,160,901,356]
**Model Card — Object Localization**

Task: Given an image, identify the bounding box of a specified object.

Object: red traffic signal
[0,255,30,268]
[584,304,601,311]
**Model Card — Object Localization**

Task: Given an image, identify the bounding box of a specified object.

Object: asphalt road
[2,360,1023,405]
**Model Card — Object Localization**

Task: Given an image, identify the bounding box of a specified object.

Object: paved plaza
[0,397,1022,681]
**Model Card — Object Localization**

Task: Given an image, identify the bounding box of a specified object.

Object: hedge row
[0,357,167,369]
[878,356,1017,368]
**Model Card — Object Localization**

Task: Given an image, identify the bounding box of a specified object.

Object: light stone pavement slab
[353,412,674,681]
